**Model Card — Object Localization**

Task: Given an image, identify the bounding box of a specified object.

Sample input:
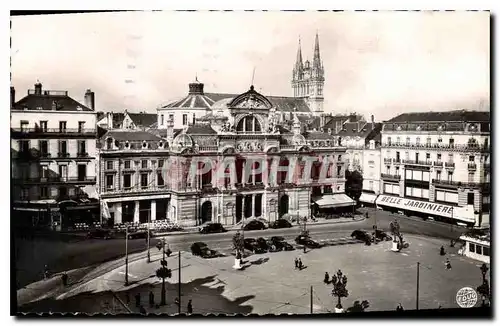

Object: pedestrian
[440,246,446,256]
[149,291,155,308]
[294,258,298,269]
[445,259,452,270]
[175,297,180,306]
[135,293,141,307]
[61,273,68,287]
[187,299,193,314]
[324,272,330,284]
[303,244,307,253]
[43,265,49,280]
[298,258,303,270]
[396,303,404,311]
[139,305,147,315]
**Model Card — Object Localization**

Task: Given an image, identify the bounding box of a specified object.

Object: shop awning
[312,194,355,208]
[360,193,378,204]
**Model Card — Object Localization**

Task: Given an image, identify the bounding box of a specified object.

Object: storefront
[459,234,490,264]
[311,193,356,217]
[359,192,378,207]
[375,194,475,225]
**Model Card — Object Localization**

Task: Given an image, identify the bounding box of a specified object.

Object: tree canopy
[345,170,363,201]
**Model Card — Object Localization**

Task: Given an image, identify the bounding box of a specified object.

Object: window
[396,137,400,144]
[469,155,475,162]
[158,159,164,168]
[387,137,392,145]
[406,137,410,145]
[78,140,86,155]
[448,171,453,181]
[405,152,409,160]
[19,140,29,153]
[426,153,430,160]
[386,166,390,174]
[395,167,400,176]
[448,154,453,162]
[20,121,29,132]
[415,153,419,162]
[141,160,148,169]
[416,137,420,145]
[123,174,131,189]
[449,138,454,147]
[59,121,67,132]
[468,172,474,183]
[106,174,114,190]
[236,116,261,132]
[437,153,441,161]
[157,172,164,186]
[40,186,48,199]
[337,166,342,176]
[475,245,482,255]
[77,164,87,181]
[483,247,490,256]
[40,121,48,132]
[20,188,29,200]
[78,121,85,132]
[369,181,373,190]
[396,151,400,162]
[160,114,164,126]
[438,137,442,143]
[436,170,441,180]
[182,114,188,125]
[426,137,431,146]
[39,140,48,156]
[467,193,474,205]
[106,161,114,170]
[124,160,131,169]
[141,173,148,188]
[59,165,67,180]
[169,114,174,121]
[40,165,49,179]
[106,138,113,150]
[59,141,67,156]
[469,243,475,252]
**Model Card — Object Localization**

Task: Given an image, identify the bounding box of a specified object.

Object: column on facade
[151,200,156,221]
[241,158,247,186]
[252,194,256,218]
[242,195,246,219]
[135,161,140,190]
[271,158,279,187]
[190,158,197,189]
[115,202,123,224]
[263,190,268,221]
[262,158,270,187]
[134,201,140,223]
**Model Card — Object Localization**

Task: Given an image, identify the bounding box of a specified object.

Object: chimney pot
[84,89,95,110]
[34,82,42,95]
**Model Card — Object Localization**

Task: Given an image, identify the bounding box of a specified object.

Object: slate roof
[304,131,336,140]
[184,124,217,135]
[337,122,383,138]
[388,110,490,123]
[128,112,157,127]
[12,92,92,112]
[162,91,312,113]
[322,115,351,131]
[103,130,164,142]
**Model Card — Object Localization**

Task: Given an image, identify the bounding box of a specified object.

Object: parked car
[190,242,218,258]
[256,237,270,252]
[294,234,322,248]
[244,238,266,254]
[87,228,113,240]
[270,236,295,251]
[199,222,227,234]
[269,219,292,229]
[243,220,266,231]
[128,230,153,239]
[373,229,391,241]
[351,230,372,244]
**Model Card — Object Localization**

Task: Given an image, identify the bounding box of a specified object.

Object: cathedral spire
[313,31,322,69]
[295,37,303,71]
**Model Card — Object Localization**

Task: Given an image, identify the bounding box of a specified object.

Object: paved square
[27,234,489,314]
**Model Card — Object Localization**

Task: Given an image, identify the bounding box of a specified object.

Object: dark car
[351,230,372,243]
[256,237,270,252]
[191,242,218,258]
[294,235,322,248]
[374,229,391,241]
[270,236,295,251]
[244,238,266,254]
[87,228,113,240]
[243,220,266,231]
[199,222,227,234]
[128,230,153,239]
[269,219,292,229]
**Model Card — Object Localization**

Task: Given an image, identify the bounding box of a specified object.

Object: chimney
[349,113,356,122]
[34,81,42,95]
[10,86,15,108]
[107,112,114,129]
[371,114,375,130]
[84,89,95,110]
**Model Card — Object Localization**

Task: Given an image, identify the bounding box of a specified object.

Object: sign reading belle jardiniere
[376,195,454,218]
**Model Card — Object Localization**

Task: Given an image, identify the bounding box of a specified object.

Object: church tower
[291,32,324,115]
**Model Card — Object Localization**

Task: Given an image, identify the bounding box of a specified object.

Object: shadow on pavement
[18,275,255,315]
[240,257,270,271]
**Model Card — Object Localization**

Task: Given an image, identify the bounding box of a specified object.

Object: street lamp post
[147,210,151,263]
[324,269,349,313]
[125,226,129,286]
[477,263,490,307]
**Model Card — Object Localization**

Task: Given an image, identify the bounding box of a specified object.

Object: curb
[153,217,366,237]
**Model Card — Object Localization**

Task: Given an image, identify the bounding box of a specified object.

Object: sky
[10,11,490,121]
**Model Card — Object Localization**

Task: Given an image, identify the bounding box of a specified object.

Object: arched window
[106,138,113,150]
[236,116,261,132]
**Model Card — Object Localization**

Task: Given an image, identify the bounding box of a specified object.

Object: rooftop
[388,110,490,123]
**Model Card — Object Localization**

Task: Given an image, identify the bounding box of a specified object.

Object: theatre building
[376,110,490,228]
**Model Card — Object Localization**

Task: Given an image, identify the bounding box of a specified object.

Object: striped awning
[360,193,378,204]
[312,194,355,208]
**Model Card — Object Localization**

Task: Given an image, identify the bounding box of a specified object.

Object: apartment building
[11,82,98,228]
[376,110,490,228]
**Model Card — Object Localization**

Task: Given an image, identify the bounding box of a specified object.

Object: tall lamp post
[477,263,490,307]
[125,226,129,286]
[324,269,349,313]
[147,209,151,263]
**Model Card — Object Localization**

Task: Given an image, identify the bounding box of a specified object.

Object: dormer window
[142,141,148,149]
[106,137,113,150]
[125,141,130,149]
[158,141,164,149]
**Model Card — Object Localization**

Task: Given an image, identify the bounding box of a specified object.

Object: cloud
[11,11,489,120]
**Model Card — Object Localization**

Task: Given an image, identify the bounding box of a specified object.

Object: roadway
[15,207,467,289]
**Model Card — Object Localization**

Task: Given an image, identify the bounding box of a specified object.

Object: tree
[232,231,244,259]
[345,170,363,202]
[390,219,408,250]
[156,261,172,305]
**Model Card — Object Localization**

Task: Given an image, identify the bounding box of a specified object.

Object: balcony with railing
[432,179,460,187]
[433,161,443,168]
[382,142,490,152]
[77,152,90,158]
[11,127,96,136]
[445,162,455,168]
[381,173,401,181]
[102,183,172,196]
[468,163,477,170]
[58,152,71,158]
[401,159,432,166]
[383,158,393,164]
[198,146,219,152]
[484,163,490,170]
[13,176,96,185]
